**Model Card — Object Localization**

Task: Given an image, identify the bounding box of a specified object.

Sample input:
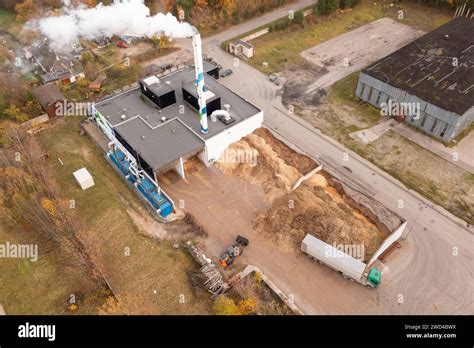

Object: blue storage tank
[159,201,173,218]
[109,148,174,219]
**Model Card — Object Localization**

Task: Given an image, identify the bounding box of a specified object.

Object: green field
[0,9,23,36]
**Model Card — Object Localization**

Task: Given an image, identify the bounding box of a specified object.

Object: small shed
[89,74,107,91]
[73,168,95,190]
[229,40,254,58]
[32,83,66,118]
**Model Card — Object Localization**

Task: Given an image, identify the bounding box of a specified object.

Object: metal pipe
[192,30,209,134]
[210,109,230,122]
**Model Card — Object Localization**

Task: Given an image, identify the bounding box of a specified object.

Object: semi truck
[301,234,382,288]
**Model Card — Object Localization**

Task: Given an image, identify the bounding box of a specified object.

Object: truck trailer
[301,234,382,288]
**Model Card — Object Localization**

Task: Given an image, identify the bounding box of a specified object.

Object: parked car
[268,73,279,82]
[160,63,173,70]
[116,41,128,49]
[220,69,233,77]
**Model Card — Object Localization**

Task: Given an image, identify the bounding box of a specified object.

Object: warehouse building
[356,18,473,141]
[91,66,263,218]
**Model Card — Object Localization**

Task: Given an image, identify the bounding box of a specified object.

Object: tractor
[218,235,249,268]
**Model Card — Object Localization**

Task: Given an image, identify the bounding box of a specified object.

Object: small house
[228,40,254,59]
[32,83,66,118]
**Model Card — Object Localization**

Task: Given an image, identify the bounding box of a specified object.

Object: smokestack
[192,30,208,134]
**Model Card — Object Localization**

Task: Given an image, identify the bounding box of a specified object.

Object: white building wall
[242,46,254,58]
[202,111,263,166]
[367,221,407,266]
[174,157,185,179]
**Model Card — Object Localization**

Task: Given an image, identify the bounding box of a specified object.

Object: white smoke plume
[28,1,195,50]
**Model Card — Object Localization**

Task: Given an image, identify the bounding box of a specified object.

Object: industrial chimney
[191,30,209,134]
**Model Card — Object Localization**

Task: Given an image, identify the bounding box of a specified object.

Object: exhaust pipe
[192,30,208,134]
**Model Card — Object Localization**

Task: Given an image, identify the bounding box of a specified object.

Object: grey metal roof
[114,117,204,171]
[235,40,253,49]
[95,67,261,140]
[95,67,261,171]
[203,59,219,71]
[363,18,474,115]
[32,83,65,109]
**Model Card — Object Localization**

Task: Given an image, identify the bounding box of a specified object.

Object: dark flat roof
[95,67,261,139]
[363,18,473,115]
[235,40,253,49]
[32,83,65,109]
[94,67,261,171]
[114,117,204,171]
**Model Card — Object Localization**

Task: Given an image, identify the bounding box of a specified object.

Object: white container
[301,234,366,281]
[73,167,95,190]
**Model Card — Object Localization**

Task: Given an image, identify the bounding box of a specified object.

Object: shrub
[316,0,340,15]
[238,298,257,315]
[213,296,241,315]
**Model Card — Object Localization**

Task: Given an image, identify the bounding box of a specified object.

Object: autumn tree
[238,298,257,315]
[0,126,98,273]
[3,104,29,122]
[15,0,35,21]
[159,34,170,48]
[212,296,241,315]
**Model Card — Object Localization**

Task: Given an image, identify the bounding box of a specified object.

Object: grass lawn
[328,72,381,126]
[0,224,104,314]
[0,9,16,31]
[32,117,212,314]
[0,9,23,37]
[361,131,474,225]
[240,0,452,74]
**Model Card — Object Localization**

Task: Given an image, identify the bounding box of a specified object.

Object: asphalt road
[179,1,473,314]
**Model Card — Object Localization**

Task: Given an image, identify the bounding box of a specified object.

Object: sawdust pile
[325,176,403,235]
[215,133,303,201]
[253,128,317,175]
[253,173,385,260]
[216,128,392,260]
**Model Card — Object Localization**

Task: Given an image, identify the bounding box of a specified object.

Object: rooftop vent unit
[202,59,220,79]
[139,75,176,109]
[220,104,235,125]
[182,81,221,117]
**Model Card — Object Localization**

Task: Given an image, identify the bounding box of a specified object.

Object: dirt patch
[281,62,328,106]
[184,156,206,176]
[127,206,207,241]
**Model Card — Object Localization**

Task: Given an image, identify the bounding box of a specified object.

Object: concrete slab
[393,123,474,173]
[350,118,397,144]
[301,18,424,93]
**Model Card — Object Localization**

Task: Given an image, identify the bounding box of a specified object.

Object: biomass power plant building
[90,33,263,219]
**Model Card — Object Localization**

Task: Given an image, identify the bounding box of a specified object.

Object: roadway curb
[271,103,473,234]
